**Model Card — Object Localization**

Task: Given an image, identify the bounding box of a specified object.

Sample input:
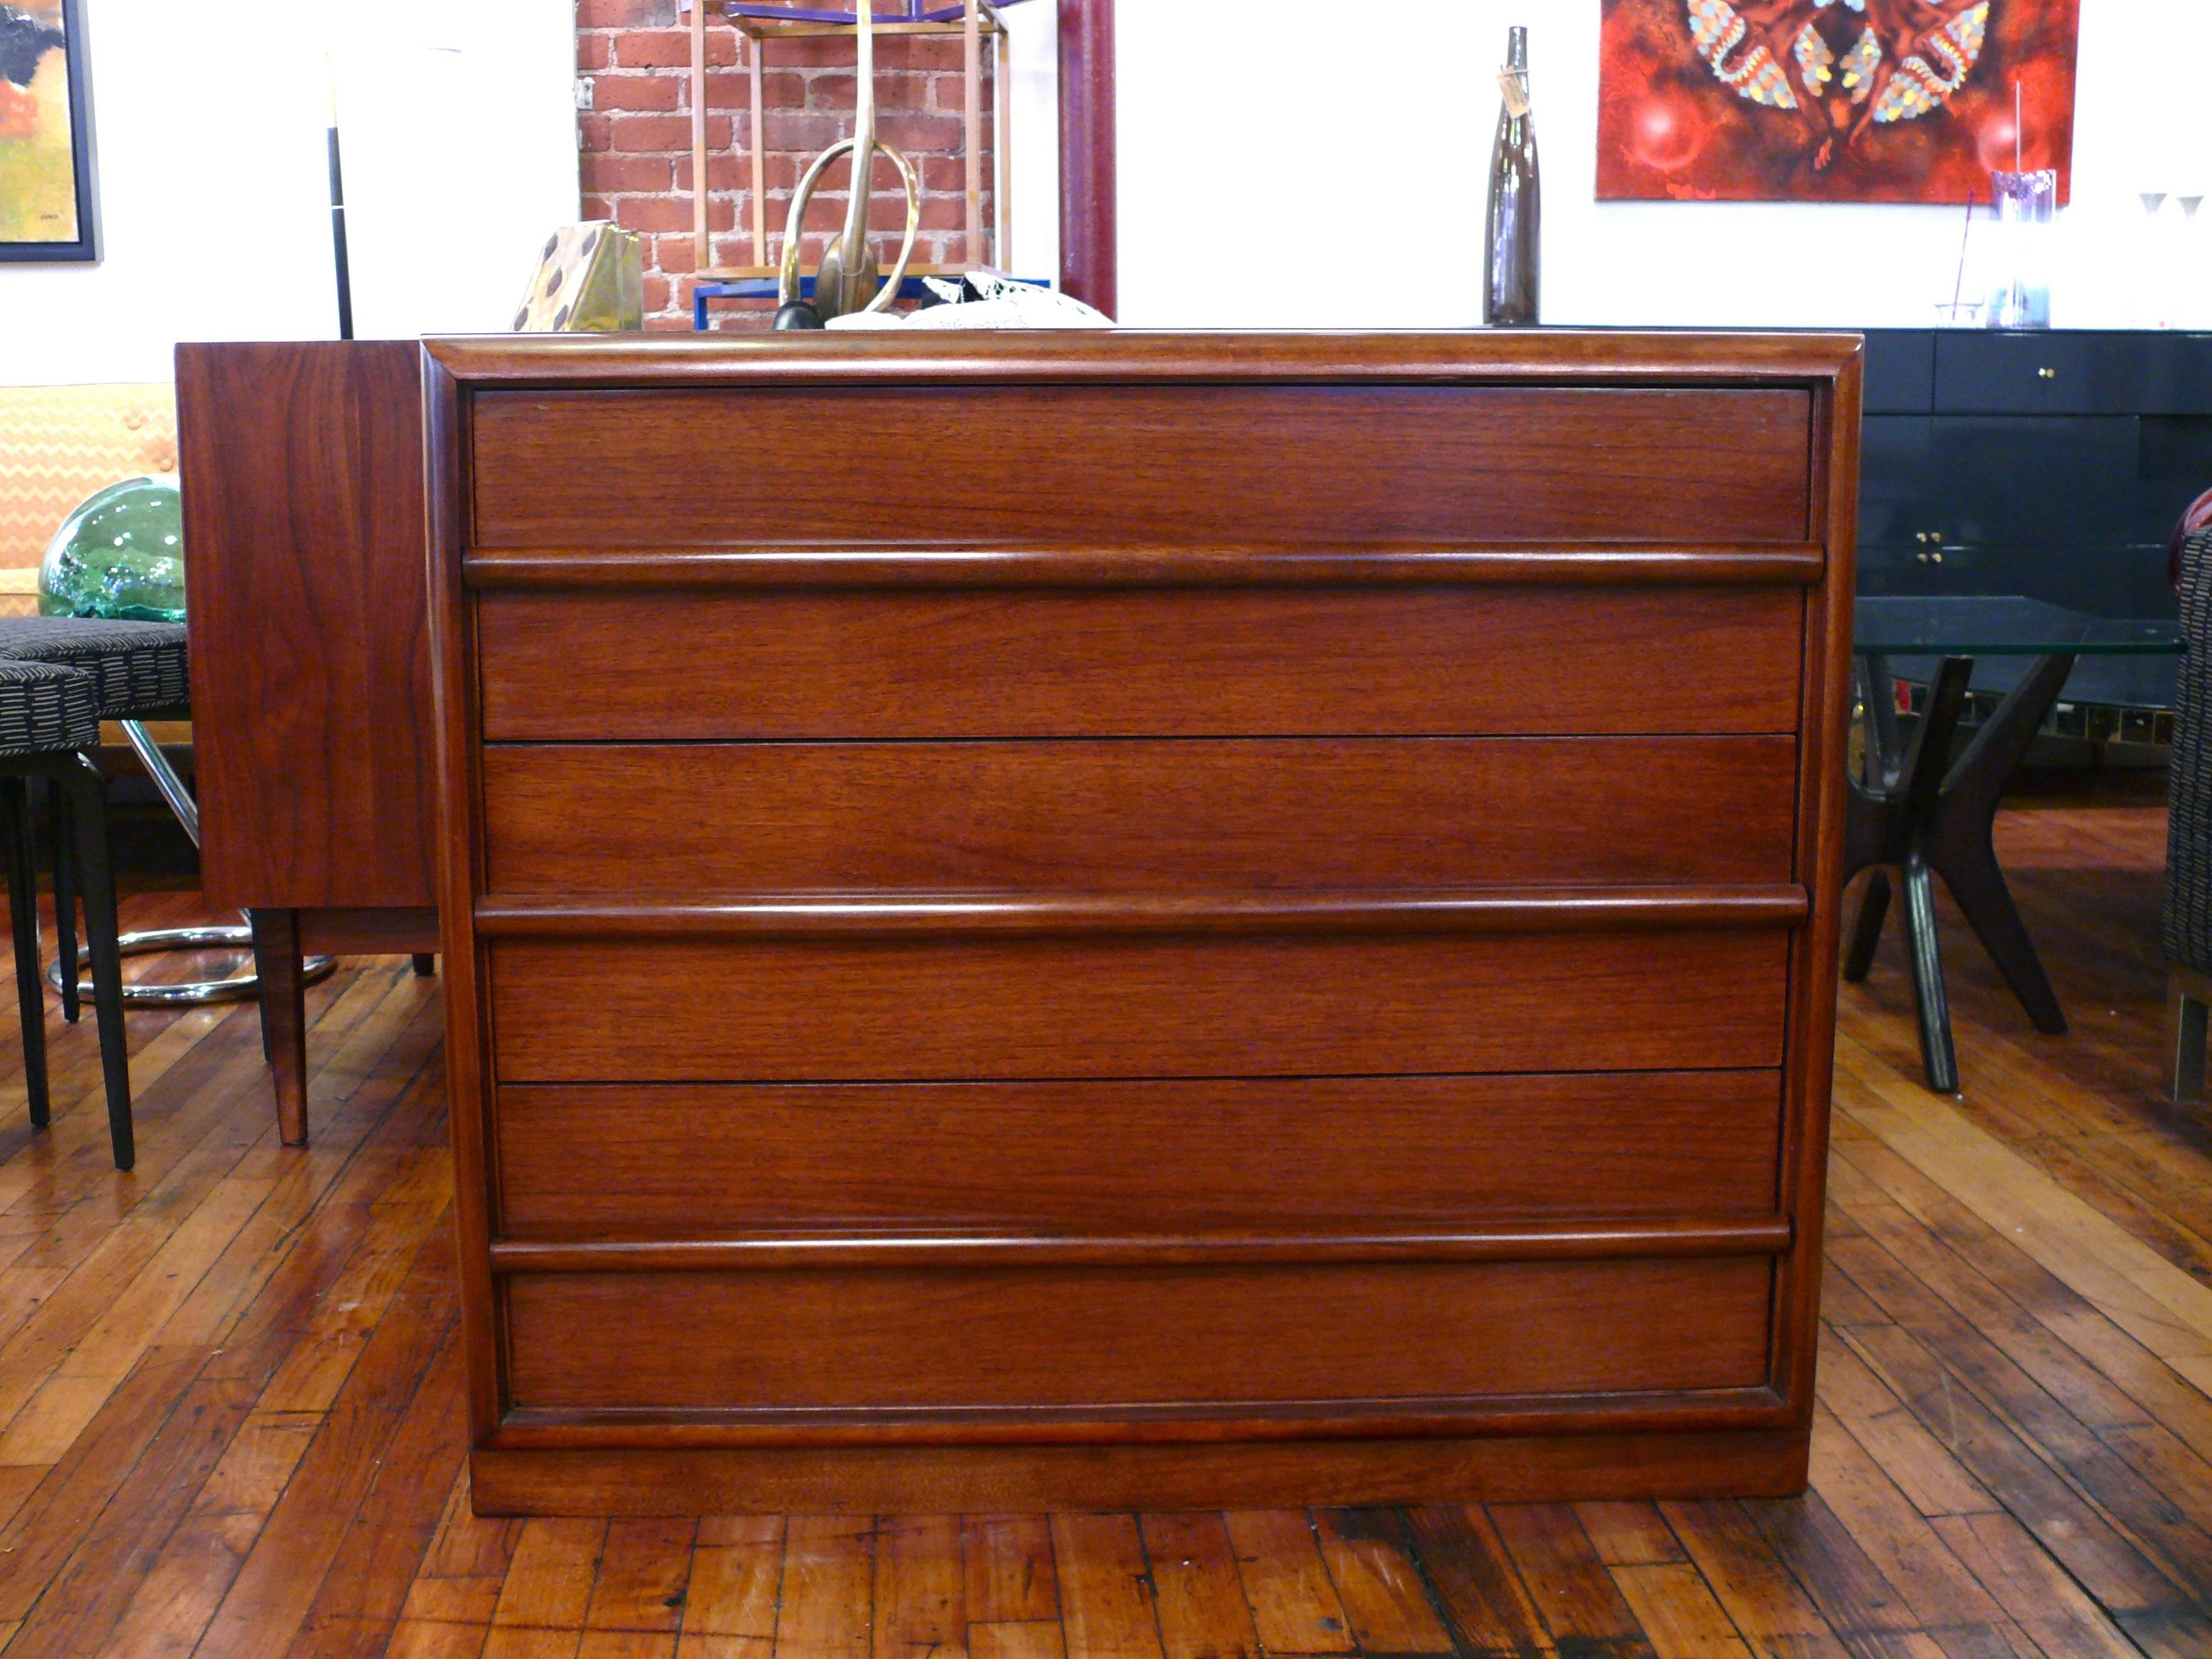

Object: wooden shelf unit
[682,0,1017,276]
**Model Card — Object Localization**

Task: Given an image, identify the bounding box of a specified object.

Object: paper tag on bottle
[1499,70,1530,118]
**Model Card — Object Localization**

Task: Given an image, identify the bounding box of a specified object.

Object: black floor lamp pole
[326,75,354,340]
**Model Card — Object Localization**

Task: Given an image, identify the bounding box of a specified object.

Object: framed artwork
[1597,0,2081,204]
[0,0,97,261]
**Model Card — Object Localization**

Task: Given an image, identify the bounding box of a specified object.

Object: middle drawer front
[482,737,1798,894]
[495,1072,1785,1235]
[476,585,1806,743]
[488,929,1788,1083]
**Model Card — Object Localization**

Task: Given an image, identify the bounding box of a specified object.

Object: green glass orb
[39,477,187,623]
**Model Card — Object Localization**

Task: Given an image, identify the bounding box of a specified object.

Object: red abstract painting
[1596,0,2081,203]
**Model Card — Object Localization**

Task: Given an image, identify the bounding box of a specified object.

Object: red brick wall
[578,0,998,331]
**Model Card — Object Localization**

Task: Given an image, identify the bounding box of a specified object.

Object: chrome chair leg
[44,723,334,1007]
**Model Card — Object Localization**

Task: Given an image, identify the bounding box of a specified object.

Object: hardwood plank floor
[0,795,2206,1657]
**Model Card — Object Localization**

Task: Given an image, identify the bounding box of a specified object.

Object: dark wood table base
[1843,652,2072,1093]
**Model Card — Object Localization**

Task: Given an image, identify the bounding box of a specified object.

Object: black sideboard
[1861,328,2212,714]
[1863,329,2212,613]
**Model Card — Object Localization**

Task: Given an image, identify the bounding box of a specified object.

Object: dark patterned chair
[0,658,132,1168]
[0,619,188,716]
[0,620,191,1027]
[2164,523,2212,1100]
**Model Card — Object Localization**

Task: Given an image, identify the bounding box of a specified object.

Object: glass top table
[1855,595,2183,659]
[1844,594,2185,1096]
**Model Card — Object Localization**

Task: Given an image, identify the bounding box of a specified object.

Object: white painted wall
[6,0,2201,372]
[1113,0,2212,330]
[1001,0,1059,283]
[0,0,578,386]
[330,1,582,343]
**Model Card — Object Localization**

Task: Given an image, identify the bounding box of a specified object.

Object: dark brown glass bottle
[1485,26,1541,326]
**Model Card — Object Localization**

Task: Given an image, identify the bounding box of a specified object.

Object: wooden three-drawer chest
[423,331,1861,1513]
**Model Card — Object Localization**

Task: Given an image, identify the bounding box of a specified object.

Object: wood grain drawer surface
[494,1073,1784,1235]
[466,386,1813,550]
[501,1257,1775,1412]
[487,931,1788,1083]
[477,586,1805,742]
[482,736,1798,896]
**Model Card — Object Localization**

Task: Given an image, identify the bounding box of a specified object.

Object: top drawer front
[466,386,1814,549]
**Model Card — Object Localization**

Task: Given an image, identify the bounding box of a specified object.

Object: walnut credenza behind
[424,331,1862,1515]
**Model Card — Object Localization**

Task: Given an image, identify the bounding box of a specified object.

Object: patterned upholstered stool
[0,619,187,714]
[2164,525,2212,1099]
[0,619,332,1018]
[0,658,133,1169]
[0,620,222,1012]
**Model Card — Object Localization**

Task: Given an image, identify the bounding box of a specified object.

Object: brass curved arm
[777,138,922,318]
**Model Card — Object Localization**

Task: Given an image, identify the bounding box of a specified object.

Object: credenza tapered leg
[250,907,309,1145]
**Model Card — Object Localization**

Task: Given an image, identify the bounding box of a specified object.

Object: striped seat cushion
[0,618,187,717]
[2169,528,2212,974]
[0,661,99,756]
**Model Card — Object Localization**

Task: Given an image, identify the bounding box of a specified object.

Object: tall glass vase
[1985,170,2057,330]
[1484,27,1540,327]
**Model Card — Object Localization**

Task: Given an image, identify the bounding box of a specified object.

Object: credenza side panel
[179,340,437,910]
[1770,342,1864,1418]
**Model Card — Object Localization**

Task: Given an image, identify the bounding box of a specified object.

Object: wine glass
[2181,197,2207,329]
[2137,191,2175,328]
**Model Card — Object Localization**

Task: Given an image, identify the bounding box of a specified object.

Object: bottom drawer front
[503,1259,1774,1413]
[495,1073,1785,1235]
[490,931,1788,1081]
